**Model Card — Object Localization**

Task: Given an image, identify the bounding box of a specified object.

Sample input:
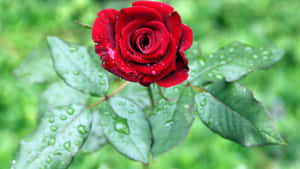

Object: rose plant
[12,1,285,169]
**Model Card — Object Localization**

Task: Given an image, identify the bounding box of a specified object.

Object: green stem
[143,163,150,169]
[88,81,130,108]
[147,86,154,110]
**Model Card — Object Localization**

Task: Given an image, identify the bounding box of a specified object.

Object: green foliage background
[0,0,299,168]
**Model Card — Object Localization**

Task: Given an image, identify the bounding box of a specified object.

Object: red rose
[92,0,193,87]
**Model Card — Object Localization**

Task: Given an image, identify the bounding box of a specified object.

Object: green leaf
[98,97,152,163]
[195,81,285,146]
[39,82,89,115]
[11,105,91,169]
[14,47,57,83]
[118,83,151,109]
[47,36,109,97]
[150,85,195,158]
[81,110,106,153]
[188,42,284,86]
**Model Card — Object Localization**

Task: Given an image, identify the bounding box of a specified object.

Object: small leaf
[195,81,285,146]
[150,85,195,158]
[39,82,89,115]
[47,36,109,96]
[14,47,57,83]
[188,42,284,86]
[81,110,106,153]
[11,105,91,169]
[98,97,151,163]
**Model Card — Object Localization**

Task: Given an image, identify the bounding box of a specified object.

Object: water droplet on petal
[151,70,157,75]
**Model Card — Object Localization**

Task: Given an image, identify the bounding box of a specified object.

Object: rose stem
[75,20,92,29]
[147,86,154,110]
[186,83,206,92]
[158,86,176,101]
[88,81,130,108]
[142,163,150,169]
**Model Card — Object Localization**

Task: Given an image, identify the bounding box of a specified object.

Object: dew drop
[114,119,129,135]
[229,48,235,53]
[252,54,258,59]
[67,107,74,115]
[263,51,269,55]
[75,140,81,146]
[48,116,55,123]
[63,141,71,151]
[99,73,104,78]
[128,110,135,114]
[11,160,16,165]
[60,115,67,120]
[216,74,223,79]
[77,124,88,135]
[48,138,56,145]
[54,152,62,156]
[263,55,269,60]
[46,156,52,164]
[200,98,207,106]
[100,80,106,85]
[50,125,58,132]
[199,60,205,66]
[69,46,79,52]
[151,70,157,75]
[245,47,252,51]
[103,112,111,116]
[73,71,80,76]
[165,120,174,127]
[184,104,189,109]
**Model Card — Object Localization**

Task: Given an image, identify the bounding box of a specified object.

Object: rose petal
[92,9,120,49]
[178,24,193,66]
[139,63,175,86]
[120,20,169,64]
[115,6,163,41]
[132,1,174,16]
[129,36,177,75]
[166,12,182,44]
[157,58,189,88]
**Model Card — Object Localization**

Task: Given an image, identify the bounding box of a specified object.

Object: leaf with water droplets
[47,36,109,96]
[150,84,195,158]
[39,82,89,117]
[14,47,57,83]
[11,105,92,169]
[195,81,285,146]
[188,42,284,86]
[118,83,151,109]
[97,97,151,163]
[81,110,107,153]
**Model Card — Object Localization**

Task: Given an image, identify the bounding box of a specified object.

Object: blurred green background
[0,0,299,168]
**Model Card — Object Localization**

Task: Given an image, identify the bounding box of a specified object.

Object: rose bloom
[92,0,193,87]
